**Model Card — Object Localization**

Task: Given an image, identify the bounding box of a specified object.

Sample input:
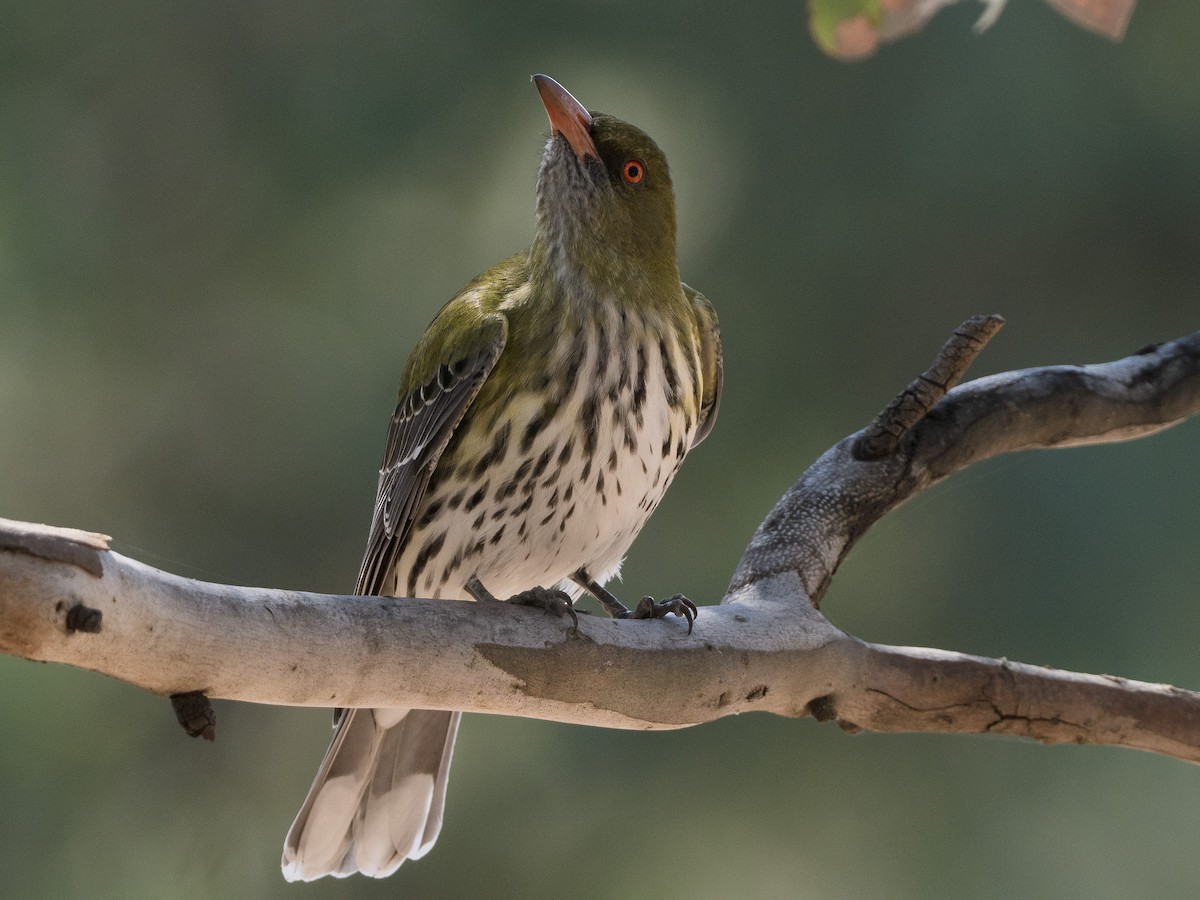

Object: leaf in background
[807,0,884,60]
[808,0,1006,60]
[1045,0,1136,40]
[809,0,1136,60]
[877,0,996,42]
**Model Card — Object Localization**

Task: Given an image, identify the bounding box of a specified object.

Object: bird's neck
[527,231,680,318]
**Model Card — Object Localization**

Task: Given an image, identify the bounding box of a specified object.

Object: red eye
[622,159,645,184]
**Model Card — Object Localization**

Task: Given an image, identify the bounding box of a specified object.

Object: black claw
[629,593,698,634]
[507,586,579,634]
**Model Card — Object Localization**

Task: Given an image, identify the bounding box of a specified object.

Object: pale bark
[1,323,1198,760]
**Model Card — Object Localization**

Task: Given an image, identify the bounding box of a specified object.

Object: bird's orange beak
[533,74,598,161]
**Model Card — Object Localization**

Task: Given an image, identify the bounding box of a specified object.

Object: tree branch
[727,329,1200,604]
[1,324,1198,762]
[854,312,1005,460]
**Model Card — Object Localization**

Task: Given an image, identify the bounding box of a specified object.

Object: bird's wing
[355,312,509,597]
[684,284,723,448]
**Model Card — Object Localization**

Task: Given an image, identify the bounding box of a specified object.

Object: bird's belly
[392,327,696,603]
[393,402,688,601]
[481,396,688,597]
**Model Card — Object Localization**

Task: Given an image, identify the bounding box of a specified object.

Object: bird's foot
[466,576,579,633]
[505,585,579,633]
[568,569,698,634]
[621,594,698,634]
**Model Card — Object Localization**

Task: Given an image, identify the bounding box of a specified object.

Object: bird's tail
[281,707,460,881]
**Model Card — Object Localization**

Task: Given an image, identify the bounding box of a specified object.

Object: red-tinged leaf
[808,0,1006,61]
[1044,0,1136,40]
[808,0,1136,61]
[829,13,884,59]
[808,0,884,60]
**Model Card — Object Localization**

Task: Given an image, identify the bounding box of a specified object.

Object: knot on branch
[171,692,217,741]
[807,694,862,733]
[854,314,1005,460]
[64,603,102,634]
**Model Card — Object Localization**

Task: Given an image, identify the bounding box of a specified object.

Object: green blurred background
[2,1,1198,897]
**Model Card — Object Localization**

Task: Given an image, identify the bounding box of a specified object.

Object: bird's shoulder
[395,251,530,399]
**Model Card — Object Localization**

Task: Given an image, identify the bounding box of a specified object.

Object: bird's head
[531,74,679,296]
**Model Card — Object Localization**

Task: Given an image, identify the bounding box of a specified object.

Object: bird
[281,74,723,881]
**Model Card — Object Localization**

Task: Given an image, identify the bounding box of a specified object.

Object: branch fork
[1,319,1199,763]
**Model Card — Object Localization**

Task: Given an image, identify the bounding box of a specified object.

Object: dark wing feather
[685,285,723,448]
[355,319,507,598]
